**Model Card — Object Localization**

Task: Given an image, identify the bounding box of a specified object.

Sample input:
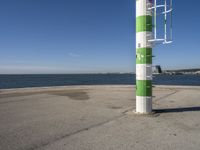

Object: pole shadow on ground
[154,106,200,113]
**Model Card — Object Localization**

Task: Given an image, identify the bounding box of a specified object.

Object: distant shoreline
[0,68,200,75]
[0,74,200,89]
[0,73,136,75]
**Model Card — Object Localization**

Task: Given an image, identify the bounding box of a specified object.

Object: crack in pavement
[153,89,179,106]
[26,108,133,150]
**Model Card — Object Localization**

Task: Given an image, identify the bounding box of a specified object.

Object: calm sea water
[0,74,200,89]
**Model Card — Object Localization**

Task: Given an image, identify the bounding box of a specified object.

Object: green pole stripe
[136,48,152,64]
[136,15,152,32]
[136,80,152,96]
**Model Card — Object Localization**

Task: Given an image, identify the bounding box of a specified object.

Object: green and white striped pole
[136,0,153,113]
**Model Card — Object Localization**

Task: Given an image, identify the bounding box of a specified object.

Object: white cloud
[68,52,80,57]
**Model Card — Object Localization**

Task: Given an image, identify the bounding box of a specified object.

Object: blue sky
[0,0,199,74]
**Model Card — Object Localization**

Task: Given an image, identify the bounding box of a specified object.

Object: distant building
[153,65,162,74]
[195,71,200,74]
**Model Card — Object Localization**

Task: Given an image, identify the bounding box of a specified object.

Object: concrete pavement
[0,85,200,150]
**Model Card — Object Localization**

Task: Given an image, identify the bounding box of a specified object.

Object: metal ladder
[148,0,173,45]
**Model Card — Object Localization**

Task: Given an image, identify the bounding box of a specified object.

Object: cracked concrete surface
[0,85,200,150]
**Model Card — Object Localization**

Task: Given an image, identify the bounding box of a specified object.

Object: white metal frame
[148,0,173,45]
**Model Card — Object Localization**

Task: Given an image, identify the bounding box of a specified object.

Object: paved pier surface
[1,85,200,150]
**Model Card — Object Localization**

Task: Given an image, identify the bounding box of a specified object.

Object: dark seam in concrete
[27,109,132,150]
[0,94,57,104]
[153,89,179,106]
[0,89,90,98]
[0,93,44,98]
[0,98,31,104]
